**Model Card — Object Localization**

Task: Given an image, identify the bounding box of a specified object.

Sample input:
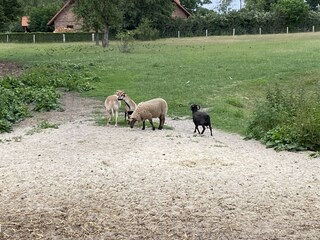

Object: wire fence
[1,25,320,44]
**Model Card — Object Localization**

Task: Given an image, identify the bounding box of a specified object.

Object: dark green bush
[31,87,60,112]
[134,19,160,41]
[246,84,320,151]
[0,85,29,132]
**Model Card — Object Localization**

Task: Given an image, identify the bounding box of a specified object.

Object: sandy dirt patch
[0,61,22,78]
[0,91,319,239]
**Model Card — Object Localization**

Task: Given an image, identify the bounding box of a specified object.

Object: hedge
[0,32,95,43]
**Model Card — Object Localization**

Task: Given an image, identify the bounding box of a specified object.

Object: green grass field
[2,32,320,135]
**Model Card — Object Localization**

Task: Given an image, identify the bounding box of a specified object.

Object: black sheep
[190,104,212,136]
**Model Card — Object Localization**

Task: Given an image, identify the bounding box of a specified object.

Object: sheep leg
[158,115,164,130]
[149,119,155,130]
[209,124,213,136]
[201,125,206,134]
[115,110,118,126]
[124,111,127,121]
[195,126,201,134]
[142,121,146,130]
[106,111,111,125]
[110,108,114,125]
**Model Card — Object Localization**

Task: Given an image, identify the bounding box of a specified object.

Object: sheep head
[129,117,137,128]
[116,90,126,100]
[190,104,200,113]
[129,110,140,128]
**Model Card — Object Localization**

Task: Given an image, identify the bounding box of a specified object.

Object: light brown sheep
[116,90,137,122]
[129,98,168,130]
[104,91,121,126]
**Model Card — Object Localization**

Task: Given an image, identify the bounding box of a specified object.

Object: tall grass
[246,84,320,151]
[1,33,320,137]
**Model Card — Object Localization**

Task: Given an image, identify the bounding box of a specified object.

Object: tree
[0,0,22,31]
[305,0,320,10]
[122,0,174,30]
[245,0,278,11]
[73,0,103,45]
[18,0,64,15]
[29,5,59,32]
[74,0,123,48]
[0,8,5,31]
[271,0,309,28]
[74,0,174,48]
[218,0,233,12]
[180,0,212,13]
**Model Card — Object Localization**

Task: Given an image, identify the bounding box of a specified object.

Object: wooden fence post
[33,34,36,43]
[206,29,208,37]
[286,27,289,34]
[233,28,235,36]
[63,34,66,43]
[178,31,180,38]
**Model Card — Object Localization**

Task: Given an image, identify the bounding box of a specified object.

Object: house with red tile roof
[172,0,192,18]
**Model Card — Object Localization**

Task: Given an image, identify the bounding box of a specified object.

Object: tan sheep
[116,90,137,122]
[129,98,168,130]
[104,91,122,126]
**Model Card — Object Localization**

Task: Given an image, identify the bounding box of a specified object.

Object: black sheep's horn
[197,105,200,110]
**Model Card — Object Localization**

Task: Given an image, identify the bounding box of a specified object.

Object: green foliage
[271,0,309,29]
[162,10,284,37]
[305,0,320,11]
[134,19,160,41]
[0,0,22,32]
[29,5,59,32]
[31,87,60,111]
[0,63,98,132]
[181,0,212,13]
[18,0,64,15]
[161,7,320,37]
[245,0,277,11]
[0,85,29,132]
[116,31,134,52]
[246,84,320,151]
[122,0,174,31]
[74,0,124,47]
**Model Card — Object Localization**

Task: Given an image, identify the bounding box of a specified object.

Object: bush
[116,31,134,53]
[246,84,320,151]
[0,63,98,133]
[0,85,29,132]
[134,19,160,41]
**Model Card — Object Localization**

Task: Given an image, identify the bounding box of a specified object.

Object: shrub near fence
[0,32,95,43]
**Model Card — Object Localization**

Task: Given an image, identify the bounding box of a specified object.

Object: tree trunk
[95,29,99,46]
[102,25,109,48]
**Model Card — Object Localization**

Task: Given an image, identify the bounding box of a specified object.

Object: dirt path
[0,91,320,239]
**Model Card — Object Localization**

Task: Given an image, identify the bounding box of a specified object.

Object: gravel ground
[0,92,319,239]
